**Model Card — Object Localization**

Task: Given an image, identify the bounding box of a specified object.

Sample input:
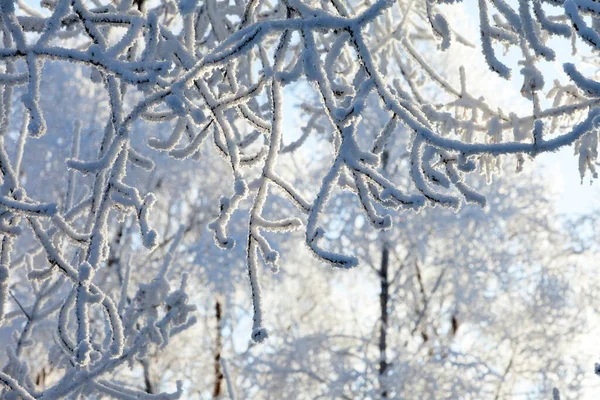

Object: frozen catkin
[0,0,599,396]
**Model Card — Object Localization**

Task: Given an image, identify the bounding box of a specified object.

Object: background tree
[1,0,600,398]
[228,105,597,399]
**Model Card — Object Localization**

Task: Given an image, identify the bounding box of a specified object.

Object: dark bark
[378,244,390,399]
[35,367,46,388]
[213,299,224,399]
[133,0,145,12]
[378,149,391,399]
[141,359,154,394]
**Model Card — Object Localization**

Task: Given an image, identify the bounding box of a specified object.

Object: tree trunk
[378,244,390,399]
[378,149,391,399]
[140,359,154,394]
[213,299,224,399]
